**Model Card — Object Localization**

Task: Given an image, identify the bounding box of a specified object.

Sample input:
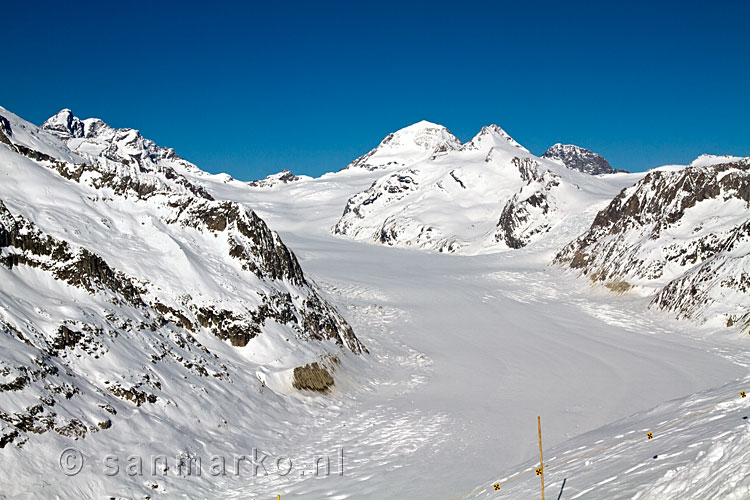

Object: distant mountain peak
[463,124,528,152]
[379,120,460,150]
[689,153,746,168]
[481,124,509,135]
[542,143,623,175]
[44,108,182,159]
[249,169,306,188]
[42,108,85,139]
[344,120,461,171]
[400,119,445,130]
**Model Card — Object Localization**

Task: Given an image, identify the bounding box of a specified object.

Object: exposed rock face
[249,169,302,188]
[292,361,336,393]
[0,107,365,449]
[0,200,143,306]
[39,108,84,139]
[542,143,624,175]
[494,159,562,248]
[555,158,750,331]
[0,116,11,139]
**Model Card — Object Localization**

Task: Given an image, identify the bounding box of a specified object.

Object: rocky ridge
[542,143,625,175]
[0,106,364,449]
[554,157,750,331]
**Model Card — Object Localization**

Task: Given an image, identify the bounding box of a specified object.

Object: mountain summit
[542,143,623,175]
[343,120,462,171]
[332,123,638,254]
[462,124,528,153]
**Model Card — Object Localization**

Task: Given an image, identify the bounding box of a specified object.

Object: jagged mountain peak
[480,124,510,135]
[50,107,74,118]
[43,110,129,142]
[542,143,621,175]
[39,109,206,180]
[42,108,85,139]
[463,124,528,153]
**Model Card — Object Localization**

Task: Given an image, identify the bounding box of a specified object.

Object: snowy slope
[331,122,641,254]
[0,105,366,476]
[463,374,750,500]
[554,156,750,332]
[184,136,748,499]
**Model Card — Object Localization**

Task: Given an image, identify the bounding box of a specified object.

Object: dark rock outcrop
[542,143,624,175]
[292,362,335,393]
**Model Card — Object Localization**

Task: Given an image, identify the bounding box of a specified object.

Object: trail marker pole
[538,415,545,500]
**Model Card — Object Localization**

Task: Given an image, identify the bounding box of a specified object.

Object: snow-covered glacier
[1,106,749,500]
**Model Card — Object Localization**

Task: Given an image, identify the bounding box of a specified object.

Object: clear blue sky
[4,1,748,179]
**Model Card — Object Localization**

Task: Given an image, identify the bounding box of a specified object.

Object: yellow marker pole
[538,416,545,500]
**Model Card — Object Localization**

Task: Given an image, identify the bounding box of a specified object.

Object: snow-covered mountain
[0,106,364,452]
[542,143,625,175]
[170,139,750,499]
[554,155,750,332]
[3,105,748,500]
[332,121,637,254]
[342,120,462,172]
[42,109,208,179]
